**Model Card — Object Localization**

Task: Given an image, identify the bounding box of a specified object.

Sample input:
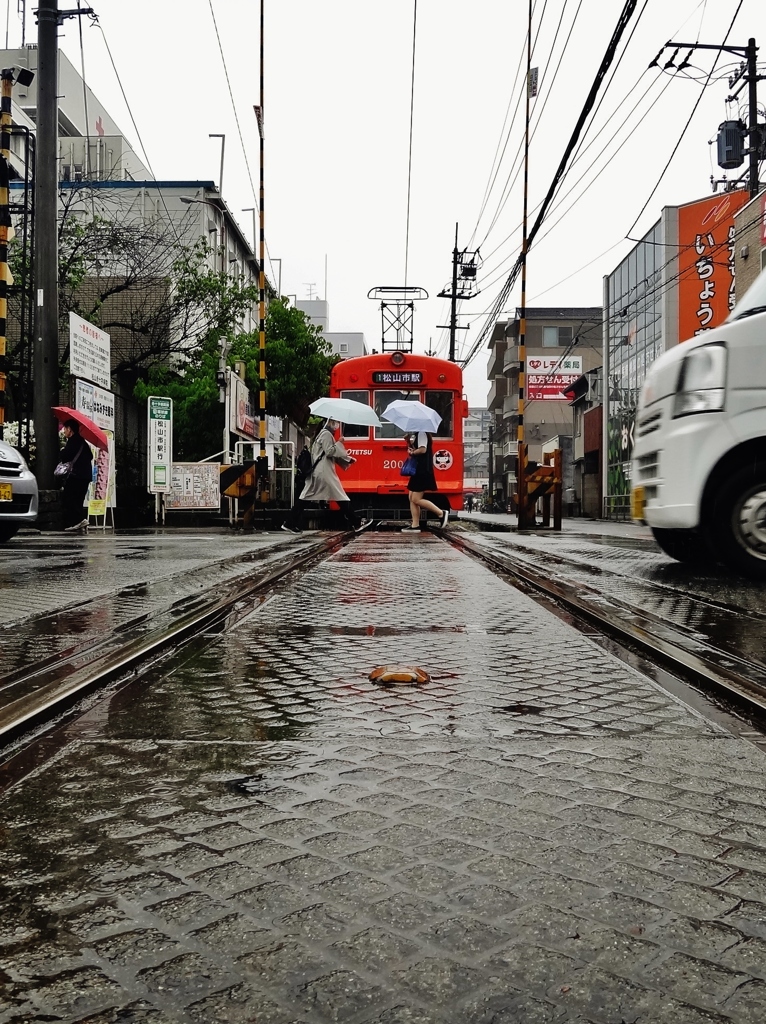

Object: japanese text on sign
[69,312,111,390]
[148,396,173,493]
[677,191,748,342]
[372,372,423,384]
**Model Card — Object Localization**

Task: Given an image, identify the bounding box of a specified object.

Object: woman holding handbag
[402,432,450,532]
[58,419,93,532]
[281,419,373,535]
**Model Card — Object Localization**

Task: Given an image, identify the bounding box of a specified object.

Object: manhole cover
[369,665,430,686]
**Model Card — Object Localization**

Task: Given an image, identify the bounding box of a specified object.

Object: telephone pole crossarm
[437,223,481,362]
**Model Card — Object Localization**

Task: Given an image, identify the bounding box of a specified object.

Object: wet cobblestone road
[3,531,766,1023]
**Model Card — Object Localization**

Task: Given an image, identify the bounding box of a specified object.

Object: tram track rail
[0,532,347,755]
[440,528,766,718]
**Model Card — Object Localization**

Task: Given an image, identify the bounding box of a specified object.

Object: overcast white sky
[11,0,766,403]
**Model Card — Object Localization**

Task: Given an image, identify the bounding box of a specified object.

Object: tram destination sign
[372,371,423,384]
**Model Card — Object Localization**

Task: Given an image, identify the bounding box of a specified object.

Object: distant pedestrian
[466,494,474,513]
[58,419,93,532]
[282,419,373,535]
[402,432,450,532]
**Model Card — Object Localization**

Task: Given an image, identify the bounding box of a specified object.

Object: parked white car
[631,266,766,578]
[0,439,39,542]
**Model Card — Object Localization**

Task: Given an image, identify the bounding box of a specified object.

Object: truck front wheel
[712,463,766,579]
[650,527,709,564]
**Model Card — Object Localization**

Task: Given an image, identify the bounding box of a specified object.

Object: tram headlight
[672,343,727,417]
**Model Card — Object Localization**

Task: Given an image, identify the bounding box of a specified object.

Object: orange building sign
[677,191,748,343]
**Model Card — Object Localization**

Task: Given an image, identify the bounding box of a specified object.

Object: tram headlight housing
[672,342,727,417]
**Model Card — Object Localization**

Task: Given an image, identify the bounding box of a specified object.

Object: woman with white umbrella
[282,398,377,534]
[382,400,450,532]
[402,431,450,532]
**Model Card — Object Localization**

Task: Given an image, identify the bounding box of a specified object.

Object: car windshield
[729,267,766,321]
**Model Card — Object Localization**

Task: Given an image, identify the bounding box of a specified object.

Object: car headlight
[672,342,726,417]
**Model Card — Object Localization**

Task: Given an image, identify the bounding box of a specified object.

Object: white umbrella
[309,396,381,426]
[381,399,441,433]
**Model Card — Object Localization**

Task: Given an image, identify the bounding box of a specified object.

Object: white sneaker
[354,518,373,534]
[281,522,301,534]
[440,510,450,529]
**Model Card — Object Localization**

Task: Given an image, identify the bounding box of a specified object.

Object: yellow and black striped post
[254,0,268,508]
[0,68,13,430]
[516,0,533,529]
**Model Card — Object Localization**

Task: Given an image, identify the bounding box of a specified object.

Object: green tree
[232,298,337,427]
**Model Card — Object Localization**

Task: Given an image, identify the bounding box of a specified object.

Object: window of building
[339,343,349,353]
[543,326,573,347]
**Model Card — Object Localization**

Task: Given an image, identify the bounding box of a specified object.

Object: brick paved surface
[2,533,766,1023]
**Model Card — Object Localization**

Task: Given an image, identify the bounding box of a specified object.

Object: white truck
[631,266,766,579]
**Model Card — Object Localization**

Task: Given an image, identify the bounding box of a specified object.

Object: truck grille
[636,409,662,438]
[637,451,660,481]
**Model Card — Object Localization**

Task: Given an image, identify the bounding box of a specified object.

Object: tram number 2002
[383,459,405,470]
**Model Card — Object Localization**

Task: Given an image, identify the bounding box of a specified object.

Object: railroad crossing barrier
[515,441,562,530]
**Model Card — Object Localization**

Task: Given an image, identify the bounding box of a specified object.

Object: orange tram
[329,350,467,518]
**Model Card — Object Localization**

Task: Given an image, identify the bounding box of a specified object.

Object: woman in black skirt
[402,431,450,532]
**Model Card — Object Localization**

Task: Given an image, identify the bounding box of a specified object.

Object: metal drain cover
[369,665,430,686]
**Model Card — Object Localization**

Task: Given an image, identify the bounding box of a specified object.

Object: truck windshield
[729,269,766,322]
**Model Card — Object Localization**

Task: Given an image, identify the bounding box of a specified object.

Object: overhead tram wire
[460,0,640,370]
[403,0,417,287]
[477,0,583,249]
[207,0,277,287]
[473,0,562,251]
[626,0,745,236]
[469,0,547,248]
[478,0,717,289]
[468,7,531,248]
[475,0,718,302]
[94,17,184,245]
[478,0,646,278]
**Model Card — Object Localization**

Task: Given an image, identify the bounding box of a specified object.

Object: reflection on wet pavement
[3,533,766,1023]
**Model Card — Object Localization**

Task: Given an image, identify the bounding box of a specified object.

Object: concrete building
[487,308,602,507]
[603,190,750,517]
[296,299,368,359]
[733,189,766,298]
[463,407,491,493]
[1,46,151,181]
[567,367,603,518]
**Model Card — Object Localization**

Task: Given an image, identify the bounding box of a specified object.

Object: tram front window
[375,391,419,438]
[339,390,370,438]
[425,391,453,438]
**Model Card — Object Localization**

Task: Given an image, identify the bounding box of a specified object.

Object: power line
[461,0,641,370]
[626,0,746,235]
[404,0,417,286]
[207,0,257,204]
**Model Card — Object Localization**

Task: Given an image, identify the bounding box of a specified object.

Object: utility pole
[33,1,93,487]
[254,0,268,507]
[33,0,60,488]
[654,37,764,197]
[516,0,533,530]
[437,223,480,362]
[746,38,760,199]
